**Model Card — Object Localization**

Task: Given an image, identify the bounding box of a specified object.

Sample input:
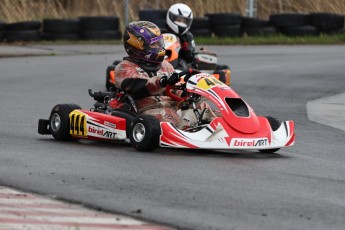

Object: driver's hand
[159,75,168,87]
[167,72,180,86]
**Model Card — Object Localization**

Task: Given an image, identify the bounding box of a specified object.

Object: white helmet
[166,3,193,35]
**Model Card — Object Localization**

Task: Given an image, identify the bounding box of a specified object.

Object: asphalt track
[0,44,345,230]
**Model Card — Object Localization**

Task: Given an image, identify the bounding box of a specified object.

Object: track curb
[307,92,345,132]
[0,186,174,230]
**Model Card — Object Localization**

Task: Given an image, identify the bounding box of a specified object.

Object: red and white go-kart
[38,69,295,153]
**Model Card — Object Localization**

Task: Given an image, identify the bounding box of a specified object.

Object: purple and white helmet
[167,3,193,35]
[123,21,166,63]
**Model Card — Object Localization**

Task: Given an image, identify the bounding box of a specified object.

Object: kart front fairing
[159,73,295,150]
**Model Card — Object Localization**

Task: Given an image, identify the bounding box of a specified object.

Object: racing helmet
[123,21,166,64]
[167,3,193,35]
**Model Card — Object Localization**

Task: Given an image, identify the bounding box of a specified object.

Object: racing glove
[167,72,180,86]
[159,75,168,87]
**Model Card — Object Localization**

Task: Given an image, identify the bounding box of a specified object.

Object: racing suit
[115,57,182,127]
[115,57,215,129]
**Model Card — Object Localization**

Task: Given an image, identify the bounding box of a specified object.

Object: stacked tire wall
[138,9,167,31]
[137,9,344,38]
[42,19,79,41]
[270,14,318,36]
[190,17,212,37]
[207,13,243,37]
[3,21,41,42]
[79,16,121,40]
[0,21,6,41]
[0,16,121,42]
[0,12,344,42]
[241,17,276,36]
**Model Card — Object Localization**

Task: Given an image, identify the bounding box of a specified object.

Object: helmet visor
[169,12,192,28]
[147,35,164,49]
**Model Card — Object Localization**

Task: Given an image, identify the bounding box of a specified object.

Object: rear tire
[49,104,81,141]
[129,115,161,151]
[259,116,281,153]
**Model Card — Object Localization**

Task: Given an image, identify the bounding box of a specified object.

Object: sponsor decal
[88,126,117,139]
[104,131,117,139]
[197,76,225,90]
[104,121,116,129]
[231,138,268,147]
[198,54,217,64]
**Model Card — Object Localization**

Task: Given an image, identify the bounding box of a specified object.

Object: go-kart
[105,33,231,91]
[39,69,295,152]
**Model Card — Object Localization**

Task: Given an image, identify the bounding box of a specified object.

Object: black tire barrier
[191,17,210,30]
[279,25,319,36]
[310,13,345,33]
[190,28,212,37]
[0,31,5,41]
[338,28,345,34]
[79,16,120,31]
[242,27,276,36]
[242,17,271,28]
[41,32,79,41]
[42,19,80,33]
[0,21,5,30]
[270,13,310,28]
[80,30,122,40]
[4,30,41,42]
[5,21,41,31]
[212,25,241,37]
[0,12,344,43]
[207,13,243,26]
[139,9,167,20]
[0,21,5,41]
[147,18,166,29]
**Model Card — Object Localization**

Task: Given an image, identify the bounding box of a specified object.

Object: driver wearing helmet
[115,21,198,128]
[166,3,195,63]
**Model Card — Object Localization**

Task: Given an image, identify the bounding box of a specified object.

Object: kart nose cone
[50,113,61,132]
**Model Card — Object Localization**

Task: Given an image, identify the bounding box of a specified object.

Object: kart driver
[164,3,230,85]
[114,21,214,129]
[165,3,195,64]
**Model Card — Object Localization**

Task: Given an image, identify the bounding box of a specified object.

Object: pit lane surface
[1,45,345,230]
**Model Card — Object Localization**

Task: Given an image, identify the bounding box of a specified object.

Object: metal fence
[1,0,344,25]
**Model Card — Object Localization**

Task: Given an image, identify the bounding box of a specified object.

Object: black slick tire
[49,104,81,141]
[129,115,161,151]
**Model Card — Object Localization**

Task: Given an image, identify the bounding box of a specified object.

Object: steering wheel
[165,69,200,102]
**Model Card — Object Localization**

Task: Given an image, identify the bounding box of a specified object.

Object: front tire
[129,115,161,151]
[49,104,81,141]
